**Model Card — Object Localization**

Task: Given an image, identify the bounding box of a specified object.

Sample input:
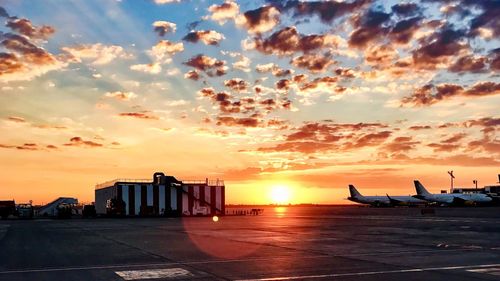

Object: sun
[269,185,291,205]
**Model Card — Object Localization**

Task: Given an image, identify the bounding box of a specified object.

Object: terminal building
[95,172,225,217]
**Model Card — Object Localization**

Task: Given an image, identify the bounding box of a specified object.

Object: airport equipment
[57,203,73,219]
[16,203,34,219]
[95,172,225,217]
[38,197,78,217]
[82,205,97,218]
[0,200,16,219]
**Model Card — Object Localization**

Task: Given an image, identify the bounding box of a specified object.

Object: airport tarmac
[1,206,500,280]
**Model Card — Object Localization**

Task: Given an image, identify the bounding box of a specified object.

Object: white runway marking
[115,268,193,280]
[467,267,500,276]
[235,263,500,281]
[0,249,488,275]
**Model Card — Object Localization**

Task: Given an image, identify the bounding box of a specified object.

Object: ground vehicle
[57,203,73,219]
[82,204,97,218]
[106,198,126,217]
[0,200,16,219]
[16,203,34,219]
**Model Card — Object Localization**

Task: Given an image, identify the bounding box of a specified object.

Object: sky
[0,0,498,205]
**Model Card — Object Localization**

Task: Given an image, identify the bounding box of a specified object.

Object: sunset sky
[0,0,498,205]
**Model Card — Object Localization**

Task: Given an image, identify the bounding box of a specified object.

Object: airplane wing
[451,196,473,206]
[386,194,402,205]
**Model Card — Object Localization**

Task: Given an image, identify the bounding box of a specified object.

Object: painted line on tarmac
[467,267,500,276]
[115,268,193,280]
[235,263,500,281]
[0,248,491,275]
[0,255,327,275]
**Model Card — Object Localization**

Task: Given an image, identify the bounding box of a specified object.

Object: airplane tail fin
[349,185,364,199]
[414,180,431,196]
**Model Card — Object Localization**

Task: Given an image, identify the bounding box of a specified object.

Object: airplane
[413,180,493,206]
[348,185,426,207]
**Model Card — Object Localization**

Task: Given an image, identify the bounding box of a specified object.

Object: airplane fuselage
[415,193,492,205]
[348,195,424,206]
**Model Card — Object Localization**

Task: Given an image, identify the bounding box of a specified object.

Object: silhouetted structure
[95,172,225,217]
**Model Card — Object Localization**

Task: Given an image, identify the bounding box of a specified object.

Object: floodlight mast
[448,171,455,192]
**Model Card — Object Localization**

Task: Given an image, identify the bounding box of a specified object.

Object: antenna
[447,171,455,192]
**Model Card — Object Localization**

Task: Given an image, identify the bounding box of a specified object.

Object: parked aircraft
[348,185,425,207]
[413,180,493,205]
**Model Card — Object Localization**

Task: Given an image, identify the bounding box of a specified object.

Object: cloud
[448,55,487,73]
[130,62,162,74]
[253,26,341,55]
[299,76,338,93]
[6,18,55,39]
[184,70,200,81]
[401,82,500,106]
[0,32,65,82]
[118,111,159,120]
[348,9,391,48]
[490,48,500,71]
[388,16,423,45]
[224,78,249,91]
[275,79,291,91]
[207,1,240,25]
[149,40,184,63]
[291,53,334,73]
[216,116,260,127]
[0,142,59,151]
[464,117,500,132]
[7,116,26,123]
[232,55,251,72]
[183,30,225,46]
[0,6,9,18]
[383,136,420,153]
[257,122,390,154]
[64,137,103,148]
[104,91,137,101]
[428,143,460,152]
[240,6,280,34]
[277,0,370,24]
[408,125,432,130]
[411,26,468,69]
[62,43,133,65]
[364,44,398,67]
[154,0,181,4]
[152,21,176,36]
[344,131,392,149]
[334,68,355,78]
[465,0,500,39]
[184,54,227,76]
[391,3,421,16]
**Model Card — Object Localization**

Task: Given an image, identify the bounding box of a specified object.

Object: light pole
[448,171,455,192]
[473,180,478,190]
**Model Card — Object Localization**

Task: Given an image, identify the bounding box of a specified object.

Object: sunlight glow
[269,185,291,204]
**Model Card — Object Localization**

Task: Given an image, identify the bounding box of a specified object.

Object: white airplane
[348,185,425,207]
[413,180,493,205]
